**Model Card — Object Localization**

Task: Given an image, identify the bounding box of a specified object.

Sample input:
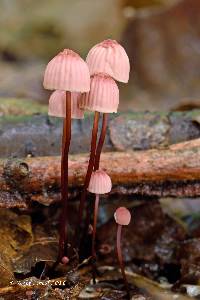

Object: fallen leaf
[0,209,33,286]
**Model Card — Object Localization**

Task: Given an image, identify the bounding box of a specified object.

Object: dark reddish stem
[91,194,100,284]
[76,112,100,240]
[94,113,108,171]
[85,113,108,233]
[84,113,108,243]
[116,224,130,299]
[58,91,71,261]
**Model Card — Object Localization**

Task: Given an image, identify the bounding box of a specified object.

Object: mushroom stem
[116,224,130,299]
[91,193,100,284]
[76,112,100,242]
[85,113,107,237]
[58,91,71,260]
[94,113,108,171]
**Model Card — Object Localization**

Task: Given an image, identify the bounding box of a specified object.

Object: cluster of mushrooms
[43,40,132,298]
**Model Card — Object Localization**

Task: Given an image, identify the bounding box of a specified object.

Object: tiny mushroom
[49,90,84,119]
[79,73,119,114]
[43,49,90,263]
[44,49,90,92]
[61,256,69,265]
[114,207,131,299]
[88,170,112,283]
[76,73,119,241]
[86,39,130,83]
[85,39,130,171]
[76,40,130,248]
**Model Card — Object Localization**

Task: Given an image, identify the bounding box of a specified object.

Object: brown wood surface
[0,138,200,208]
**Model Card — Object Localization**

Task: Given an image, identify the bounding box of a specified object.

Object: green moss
[0,98,47,116]
[121,110,200,121]
[0,115,42,125]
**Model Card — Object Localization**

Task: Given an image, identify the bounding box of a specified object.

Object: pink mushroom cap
[48,90,84,119]
[88,170,112,194]
[61,256,69,265]
[86,39,130,83]
[43,49,90,92]
[79,73,119,113]
[114,207,131,226]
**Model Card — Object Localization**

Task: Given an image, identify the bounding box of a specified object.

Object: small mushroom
[48,90,84,119]
[114,207,131,299]
[76,40,130,242]
[43,49,90,262]
[88,170,112,283]
[86,39,130,83]
[79,73,119,113]
[85,38,130,169]
[76,73,119,243]
[61,256,69,265]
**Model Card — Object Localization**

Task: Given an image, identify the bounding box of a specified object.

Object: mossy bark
[0,110,200,158]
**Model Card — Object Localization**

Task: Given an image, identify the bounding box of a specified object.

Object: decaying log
[0,110,200,158]
[0,138,200,208]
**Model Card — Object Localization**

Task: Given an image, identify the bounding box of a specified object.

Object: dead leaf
[0,209,33,286]
[13,238,58,274]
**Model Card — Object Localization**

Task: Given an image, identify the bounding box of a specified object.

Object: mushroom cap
[86,39,130,83]
[48,90,84,119]
[61,256,69,265]
[114,207,131,226]
[88,170,112,194]
[79,73,119,113]
[43,49,90,92]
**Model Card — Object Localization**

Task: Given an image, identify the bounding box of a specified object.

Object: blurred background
[0,0,200,111]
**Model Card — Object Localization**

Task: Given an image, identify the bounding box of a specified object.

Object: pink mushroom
[49,90,84,119]
[85,40,130,175]
[114,207,131,299]
[44,49,90,92]
[43,49,90,263]
[86,39,130,83]
[86,39,130,170]
[79,73,119,113]
[76,73,119,244]
[88,170,112,283]
[61,256,69,265]
[76,40,130,244]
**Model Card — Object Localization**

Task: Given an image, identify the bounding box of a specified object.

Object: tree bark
[1,138,200,208]
[0,110,200,158]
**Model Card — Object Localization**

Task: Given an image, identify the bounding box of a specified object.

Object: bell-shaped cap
[114,207,131,226]
[86,39,130,83]
[43,49,90,92]
[79,73,119,113]
[48,90,84,119]
[88,170,112,194]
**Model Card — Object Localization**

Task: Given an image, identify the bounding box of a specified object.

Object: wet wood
[0,138,200,208]
[0,110,200,158]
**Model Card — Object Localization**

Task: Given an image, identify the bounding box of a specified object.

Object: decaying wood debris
[0,110,200,158]
[0,138,200,208]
